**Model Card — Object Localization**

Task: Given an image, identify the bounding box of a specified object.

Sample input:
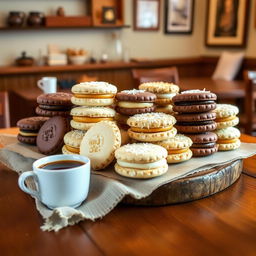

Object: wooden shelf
[0,58,201,75]
[0,25,130,31]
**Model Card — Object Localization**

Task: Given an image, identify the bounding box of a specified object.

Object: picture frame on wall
[133,0,160,31]
[165,0,194,34]
[205,0,249,47]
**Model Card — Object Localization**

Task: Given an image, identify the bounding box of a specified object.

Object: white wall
[0,0,255,66]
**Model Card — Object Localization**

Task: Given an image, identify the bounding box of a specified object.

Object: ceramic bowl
[69,55,88,65]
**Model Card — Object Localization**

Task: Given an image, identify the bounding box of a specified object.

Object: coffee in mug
[18,154,90,209]
[37,77,57,94]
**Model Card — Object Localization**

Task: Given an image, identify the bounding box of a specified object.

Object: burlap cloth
[1,134,256,232]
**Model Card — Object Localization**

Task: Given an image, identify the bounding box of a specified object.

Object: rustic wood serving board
[123,160,243,205]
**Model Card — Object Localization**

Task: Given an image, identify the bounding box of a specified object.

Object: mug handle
[18,171,40,199]
[37,80,44,91]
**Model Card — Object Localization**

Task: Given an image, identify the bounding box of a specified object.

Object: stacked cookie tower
[172,90,218,157]
[213,104,241,151]
[36,92,73,118]
[115,89,156,129]
[17,92,73,146]
[63,81,117,154]
[139,82,179,114]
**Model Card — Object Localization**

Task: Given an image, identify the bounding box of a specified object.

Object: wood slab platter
[123,160,243,206]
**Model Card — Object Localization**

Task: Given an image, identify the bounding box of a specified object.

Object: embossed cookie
[157,134,193,163]
[139,82,179,105]
[115,89,156,116]
[215,127,241,151]
[114,143,168,179]
[213,104,239,129]
[186,132,218,157]
[70,106,116,131]
[37,116,70,155]
[17,116,49,145]
[80,121,121,170]
[63,130,86,154]
[71,81,117,106]
[172,90,217,113]
[127,112,177,142]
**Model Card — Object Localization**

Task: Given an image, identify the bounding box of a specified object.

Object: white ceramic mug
[37,77,57,93]
[18,154,90,209]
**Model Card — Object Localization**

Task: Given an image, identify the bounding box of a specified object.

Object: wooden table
[0,129,256,256]
[180,77,245,100]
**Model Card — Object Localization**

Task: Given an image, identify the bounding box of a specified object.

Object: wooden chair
[240,71,256,135]
[131,66,179,87]
[0,92,10,128]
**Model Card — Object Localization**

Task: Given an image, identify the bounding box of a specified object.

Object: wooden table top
[180,77,245,100]
[0,129,256,256]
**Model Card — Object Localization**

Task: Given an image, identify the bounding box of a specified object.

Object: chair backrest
[132,66,179,87]
[243,70,256,134]
[0,92,10,128]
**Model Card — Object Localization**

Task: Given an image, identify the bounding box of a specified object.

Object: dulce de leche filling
[130,125,173,133]
[65,145,80,153]
[73,116,114,123]
[74,94,114,99]
[217,138,238,144]
[215,116,236,122]
[168,148,189,154]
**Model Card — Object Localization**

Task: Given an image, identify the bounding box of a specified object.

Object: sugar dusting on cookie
[181,89,210,94]
[121,89,145,94]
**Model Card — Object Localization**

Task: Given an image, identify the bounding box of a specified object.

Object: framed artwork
[133,0,160,31]
[165,0,194,34]
[205,0,249,47]
[102,7,116,24]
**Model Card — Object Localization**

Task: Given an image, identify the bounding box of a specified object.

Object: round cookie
[63,130,86,154]
[35,106,71,117]
[37,92,73,106]
[80,121,121,170]
[71,81,117,106]
[70,106,116,131]
[175,121,217,134]
[214,104,239,129]
[139,82,179,105]
[127,112,177,142]
[17,116,49,145]
[186,132,218,157]
[115,89,156,115]
[114,143,168,179]
[36,92,72,117]
[158,134,193,163]
[172,90,217,113]
[215,127,241,151]
[155,105,174,114]
[37,116,70,155]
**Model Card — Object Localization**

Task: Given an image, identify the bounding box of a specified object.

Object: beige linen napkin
[1,134,256,232]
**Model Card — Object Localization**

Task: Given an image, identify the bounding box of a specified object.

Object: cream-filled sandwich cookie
[70,106,116,131]
[115,89,156,115]
[155,105,174,114]
[114,143,168,179]
[215,127,241,151]
[158,134,193,163]
[80,121,121,170]
[62,129,86,154]
[127,112,177,142]
[139,82,179,105]
[213,104,239,129]
[71,81,117,106]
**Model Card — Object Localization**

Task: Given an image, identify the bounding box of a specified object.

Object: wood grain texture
[0,130,255,255]
[123,160,242,205]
